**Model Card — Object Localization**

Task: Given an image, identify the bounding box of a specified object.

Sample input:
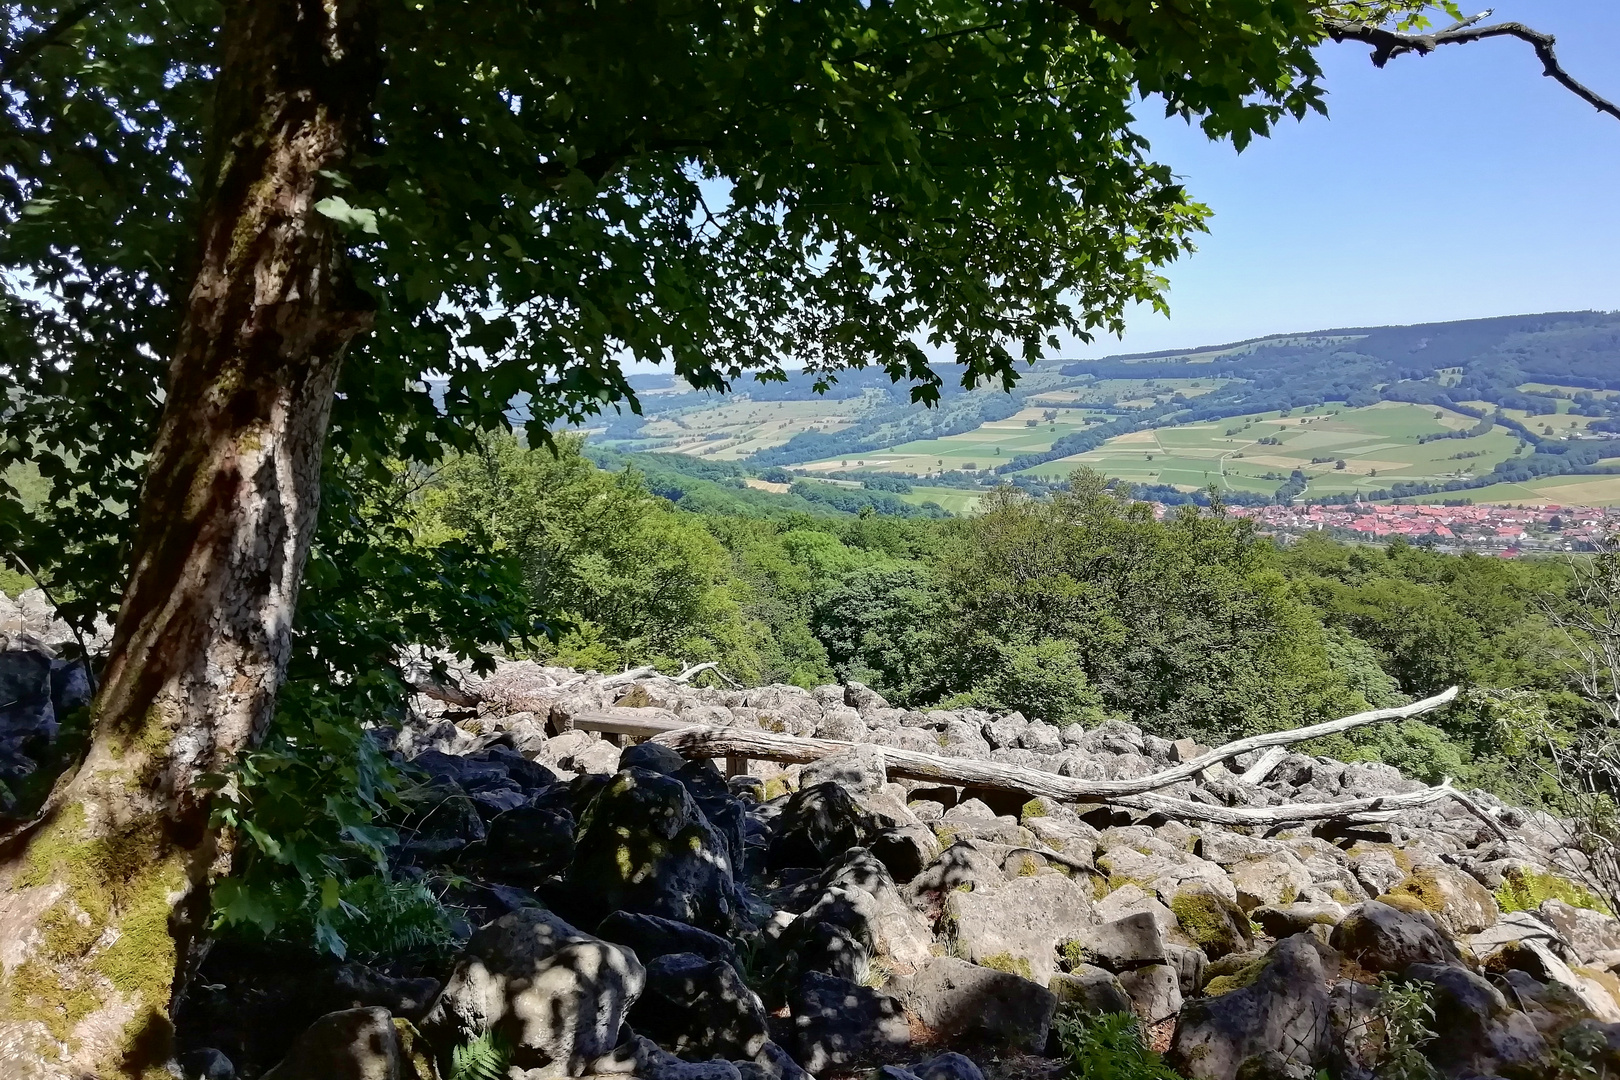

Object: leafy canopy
[3,0,1451,627]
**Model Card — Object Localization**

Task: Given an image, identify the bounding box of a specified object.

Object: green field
[896,486,984,514]
[627,396,869,459]
[801,406,1117,475]
[1428,471,1620,507]
[1017,402,1529,499]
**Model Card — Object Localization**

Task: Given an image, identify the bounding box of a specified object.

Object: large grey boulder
[1228,854,1314,913]
[1116,964,1181,1024]
[261,1008,400,1080]
[1484,938,1620,1023]
[869,824,940,885]
[1049,966,1133,1016]
[423,908,645,1077]
[595,911,742,971]
[905,840,1007,911]
[1467,909,1567,956]
[0,649,55,740]
[1068,912,1166,973]
[896,956,1057,1054]
[1093,884,1177,938]
[786,971,910,1072]
[567,768,745,933]
[1168,936,1337,1080]
[774,847,933,971]
[1250,902,1346,940]
[942,871,1093,985]
[630,952,770,1060]
[1542,899,1620,962]
[1403,962,1552,1077]
[1349,848,1406,898]
[799,745,887,797]
[1329,900,1458,973]
[767,783,875,870]
[1379,868,1499,936]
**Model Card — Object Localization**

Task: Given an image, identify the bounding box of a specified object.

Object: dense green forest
[416,435,1592,807]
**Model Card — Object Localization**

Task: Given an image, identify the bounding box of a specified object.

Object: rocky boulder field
[4,599,1620,1080]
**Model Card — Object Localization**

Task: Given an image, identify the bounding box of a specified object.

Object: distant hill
[577,310,1620,509]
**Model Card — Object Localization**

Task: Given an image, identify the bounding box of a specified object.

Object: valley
[586,311,1620,511]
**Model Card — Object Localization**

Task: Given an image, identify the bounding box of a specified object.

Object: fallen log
[640,686,1505,832]
[1109,779,1511,839]
[648,687,1462,800]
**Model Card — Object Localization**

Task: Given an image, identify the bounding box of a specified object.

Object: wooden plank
[567,709,686,738]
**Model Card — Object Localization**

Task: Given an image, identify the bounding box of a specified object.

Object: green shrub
[1052,1007,1179,1080]
[1373,976,1439,1080]
[1495,868,1610,916]
[215,875,456,963]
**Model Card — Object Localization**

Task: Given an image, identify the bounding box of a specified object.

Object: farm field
[1435,471,1620,507]
[1017,402,1527,498]
[799,407,1115,474]
[896,487,985,514]
[1026,377,1227,408]
[632,396,868,459]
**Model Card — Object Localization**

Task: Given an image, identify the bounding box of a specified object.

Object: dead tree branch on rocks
[642,688,1501,830]
[651,687,1460,801]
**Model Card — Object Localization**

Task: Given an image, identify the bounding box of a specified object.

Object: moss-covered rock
[1380,867,1498,936]
[1170,887,1253,960]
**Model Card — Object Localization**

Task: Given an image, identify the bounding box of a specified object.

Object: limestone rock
[896,956,1057,1053]
[630,952,770,1060]
[261,1008,400,1080]
[1329,900,1457,973]
[786,971,910,1072]
[943,871,1093,985]
[1168,936,1337,1080]
[423,908,645,1076]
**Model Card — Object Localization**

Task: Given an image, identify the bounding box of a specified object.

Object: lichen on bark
[2,800,190,1075]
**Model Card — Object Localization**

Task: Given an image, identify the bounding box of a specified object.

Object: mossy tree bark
[0,1,380,1075]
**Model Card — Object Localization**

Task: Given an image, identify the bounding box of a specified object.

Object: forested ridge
[417,436,1589,804]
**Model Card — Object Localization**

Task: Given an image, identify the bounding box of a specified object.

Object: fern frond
[449,1030,511,1080]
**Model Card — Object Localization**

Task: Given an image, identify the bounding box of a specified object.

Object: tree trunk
[0,1,379,1075]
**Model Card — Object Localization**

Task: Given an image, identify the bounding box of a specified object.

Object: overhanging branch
[1325,16,1620,123]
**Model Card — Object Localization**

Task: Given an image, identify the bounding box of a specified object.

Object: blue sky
[1063,0,1620,358]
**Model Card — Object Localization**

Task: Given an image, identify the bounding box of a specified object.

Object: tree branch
[1324,16,1620,123]
[0,0,107,84]
[648,686,1461,800]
